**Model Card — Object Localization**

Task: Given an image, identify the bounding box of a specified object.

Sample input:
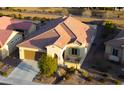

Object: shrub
[112,79,121,85]
[18,14,22,19]
[0,13,3,17]
[63,74,71,80]
[33,17,41,21]
[38,53,57,77]
[85,76,93,81]
[0,71,7,76]
[67,67,76,74]
[102,21,117,38]
[81,70,89,77]
[24,16,32,20]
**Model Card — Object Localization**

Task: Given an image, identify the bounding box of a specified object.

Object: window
[72,48,78,55]
[112,49,118,56]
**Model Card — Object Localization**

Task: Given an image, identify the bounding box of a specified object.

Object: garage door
[24,50,42,60]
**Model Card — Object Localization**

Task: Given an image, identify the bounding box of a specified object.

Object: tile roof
[0,16,12,30]
[105,30,124,48]
[17,29,59,49]
[0,16,33,31]
[0,29,14,47]
[18,16,94,49]
[0,16,33,48]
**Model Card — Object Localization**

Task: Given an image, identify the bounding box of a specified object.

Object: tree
[102,21,117,38]
[18,14,22,19]
[24,16,32,20]
[38,53,58,77]
[0,13,3,17]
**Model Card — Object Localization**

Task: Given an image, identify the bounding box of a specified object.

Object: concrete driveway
[8,60,39,81]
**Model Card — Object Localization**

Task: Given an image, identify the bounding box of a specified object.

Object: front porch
[63,47,82,69]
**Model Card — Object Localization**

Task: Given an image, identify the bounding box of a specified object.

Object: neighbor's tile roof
[0,29,14,47]
[0,16,33,48]
[0,16,33,30]
[18,16,93,49]
[0,16,12,30]
[105,30,124,48]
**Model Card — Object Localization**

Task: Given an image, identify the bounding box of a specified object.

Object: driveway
[8,60,39,81]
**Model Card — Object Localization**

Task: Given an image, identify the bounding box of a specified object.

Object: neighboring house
[105,30,124,64]
[17,16,97,69]
[0,16,36,38]
[0,16,36,60]
[0,30,23,60]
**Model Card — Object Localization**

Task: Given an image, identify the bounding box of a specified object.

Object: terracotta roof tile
[18,16,94,49]
[18,29,59,49]
[0,16,33,31]
[0,29,14,47]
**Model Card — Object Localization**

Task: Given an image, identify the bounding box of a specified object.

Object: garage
[24,50,42,60]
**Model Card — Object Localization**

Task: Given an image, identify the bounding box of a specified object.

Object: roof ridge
[62,22,77,40]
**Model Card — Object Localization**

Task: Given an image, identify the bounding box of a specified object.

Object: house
[17,16,97,69]
[0,29,23,60]
[0,16,36,38]
[0,16,36,60]
[105,30,124,64]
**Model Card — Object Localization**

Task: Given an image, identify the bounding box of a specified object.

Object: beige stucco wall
[105,44,112,55]
[46,43,88,69]
[46,45,63,65]
[105,44,122,62]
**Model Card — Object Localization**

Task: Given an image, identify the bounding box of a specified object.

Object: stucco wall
[105,45,112,56]
[46,43,89,69]
[46,45,63,65]
[120,48,124,63]
[105,44,122,62]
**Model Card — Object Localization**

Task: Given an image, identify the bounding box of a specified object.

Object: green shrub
[112,79,121,85]
[0,71,7,76]
[18,14,22,19]
[85,76,93,81]
[24,16,32,20]
[67,67,76,74]
[81,70,89,77]
[102,21,117,38]
[38,53,57,77]
[0,13,3,17]
[63,74,71,80]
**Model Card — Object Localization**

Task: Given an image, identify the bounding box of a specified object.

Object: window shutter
[68,48,72,55]
[77,48,80,56]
